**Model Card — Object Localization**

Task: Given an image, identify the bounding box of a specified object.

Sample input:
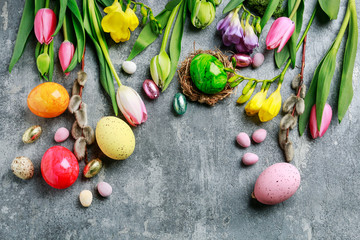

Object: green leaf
[9,0,35,72]
[260,0,280,30]
[35,0,46,15]
[288,0,304,68]
[274,45,290,68]
[68,0,85,62]
[53,0,68,36]
[48,41,54,82]
[223,0,245,14]
[163,1,186,91]
[315,48,337,130]
[299,57,324,135]
[127,10,171,60]
[165,0,182,11]
[338,7,358,122]
[318,0,340,20]
[105,62,118,116]
[96,0,114,7]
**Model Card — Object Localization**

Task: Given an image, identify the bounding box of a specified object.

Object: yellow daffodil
[101,0,139,43]
[245,89,268,116]
[258,84,282,122]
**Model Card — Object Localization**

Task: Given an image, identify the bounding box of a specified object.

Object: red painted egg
[41,146,79,189]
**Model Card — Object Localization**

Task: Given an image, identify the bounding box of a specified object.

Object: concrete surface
[1,0,360,239]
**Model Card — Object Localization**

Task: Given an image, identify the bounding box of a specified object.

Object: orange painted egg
[27,82,69,118]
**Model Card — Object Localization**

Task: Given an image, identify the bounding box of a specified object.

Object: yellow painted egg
[27,82,69,118]
[95,117,135,160]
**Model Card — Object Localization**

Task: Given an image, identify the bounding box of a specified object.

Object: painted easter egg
[253,163,300,205]
[190,54,228,94]
[27,82,69,118]
[41,146,79,189]
[96,117,135,160]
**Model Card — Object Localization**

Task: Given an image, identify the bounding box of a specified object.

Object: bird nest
[177,49,235,106]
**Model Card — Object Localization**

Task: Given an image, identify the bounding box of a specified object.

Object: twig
[286,35,307,140]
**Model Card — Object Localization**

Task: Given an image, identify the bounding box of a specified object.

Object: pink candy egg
[236,132,251,148]
[54,127,69,142]
[253,163,301,205]
[242,153,258,165]
[97,182,112,197]
[143,79,160,99]
[252,129,267,143]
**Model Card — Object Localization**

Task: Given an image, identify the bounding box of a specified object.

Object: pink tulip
[59,41,75,76]
[266,17,295,53]
[116,85,147,126]
[34,8,57,45]
[309,103,332,139]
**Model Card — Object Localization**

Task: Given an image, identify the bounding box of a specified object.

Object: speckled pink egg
[242,153,258,165]
[253,163,300,205]
[236,132,251,148]
[54,127,69,142]
[252,129,267,143]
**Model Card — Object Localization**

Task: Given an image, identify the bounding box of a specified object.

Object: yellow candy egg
[27,82,69,118]
[95,117,135,160]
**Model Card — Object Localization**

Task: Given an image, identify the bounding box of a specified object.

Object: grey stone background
[1,0,359,239]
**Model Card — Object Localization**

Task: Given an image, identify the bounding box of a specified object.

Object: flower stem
[333,4,351,50]
[160,2,181,52]
[45,0,50,8]
[289,0,302,19]
[43,44,49,54]
[62,16,68,41]
[88,0,122,86]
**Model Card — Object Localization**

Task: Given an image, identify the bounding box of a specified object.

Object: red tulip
[309,103,332,139]
[59,41,75,76]
[266,17,295,53]
[34,8,57,45]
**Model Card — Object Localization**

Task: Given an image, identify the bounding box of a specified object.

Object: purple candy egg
[143,79,160,99]
[97,182,112,197]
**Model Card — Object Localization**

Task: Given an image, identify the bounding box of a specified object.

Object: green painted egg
[173,93,187,115]
[190,53,228,94]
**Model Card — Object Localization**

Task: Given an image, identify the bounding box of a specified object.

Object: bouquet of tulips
[9,0,85,81]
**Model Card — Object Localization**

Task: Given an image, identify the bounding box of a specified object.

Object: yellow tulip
[245,89,268,116]
[258,84,282,122]
[101,0,139,43]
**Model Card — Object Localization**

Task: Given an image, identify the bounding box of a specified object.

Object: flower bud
[150,51,171,88]
[190,0,216,29]
[266,17,295,52]
[280,113,296,130]
[34,8,57,45]
[59,41,75,76]
[237,84,256,104]
[36,53,50,76]
[309,103,332,139]
[295,98,305,115]
[284,140,294,162]
[283,94,297,113]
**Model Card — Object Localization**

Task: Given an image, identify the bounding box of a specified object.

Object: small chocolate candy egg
[54,127,69,143]
[97,182,112,197]
[232,54,252,68]
[252,129,267,143]
[242,153,259,165]
[22,125,42,144]
[252,53,265,68]
[143,79,160,99]
[173,93,187,115]
[122,61,137,74]
[11,156,34,180]
[79,190,93,207]
[83,158,103,178]
[236,132,251,148]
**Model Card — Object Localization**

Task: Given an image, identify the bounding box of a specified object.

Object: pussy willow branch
[286,35,307,140]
